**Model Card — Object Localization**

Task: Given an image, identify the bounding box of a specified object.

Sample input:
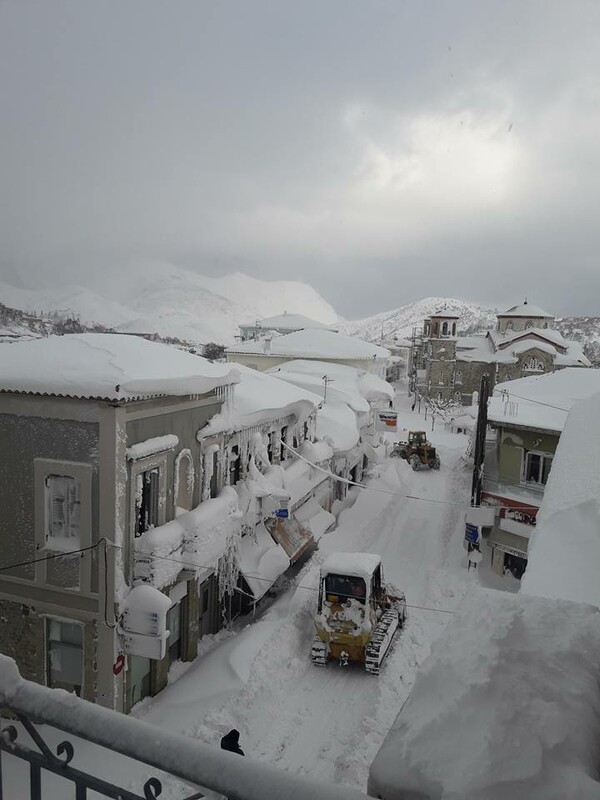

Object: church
[412,301,590,404]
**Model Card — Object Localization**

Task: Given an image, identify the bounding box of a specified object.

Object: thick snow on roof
[227,328,390,360]
[521,391,600,608]
[321,552,381,580]
[316,400,361,453]
[498,302,553,318]
[368,588,600,800]
[238,522,290,601]
[269,359,392,409]
[488,368,600,432]
[0,333,239,401]
[200,363,320,436]
[243,312,334,331]
[134,488,241,588]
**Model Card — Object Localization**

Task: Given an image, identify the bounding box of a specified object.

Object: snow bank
[521,392,600,608]
[0,333,239,400]
[134,488,241,588]
[368,589,600,800]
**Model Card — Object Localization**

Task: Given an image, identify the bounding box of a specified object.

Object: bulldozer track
[365,609,400,675]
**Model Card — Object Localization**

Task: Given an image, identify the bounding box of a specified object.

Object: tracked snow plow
[390,430,440,471]
[311,553,406,675]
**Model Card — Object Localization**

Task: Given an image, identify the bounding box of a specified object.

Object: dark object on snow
[221,729,245,756]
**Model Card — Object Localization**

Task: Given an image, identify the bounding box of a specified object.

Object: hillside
[341,298,600,366]
[340,297,497,341]
[0,263,339,345]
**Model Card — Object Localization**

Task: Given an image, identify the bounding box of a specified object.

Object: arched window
[523,357,544,372]
[442,321,448,336]
[454,391,462,403]
[455,371,462,385]
[452,322,457,336]
[506,321,513,331]
[174,450,194,515]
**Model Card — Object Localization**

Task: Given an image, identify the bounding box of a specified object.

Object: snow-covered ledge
[126,434,179,460]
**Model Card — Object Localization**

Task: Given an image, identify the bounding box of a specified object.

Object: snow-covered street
[2,387,492,799]
[128,389,479,790]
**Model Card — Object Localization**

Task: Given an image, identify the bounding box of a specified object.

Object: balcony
[1,656,369,800]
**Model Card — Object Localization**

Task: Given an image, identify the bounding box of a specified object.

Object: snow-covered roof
[267,360,393,453]
[268,359,392,410]
[320,552,381,580]
[0,333,239,401]
[199,363,321,436]
[493,326,567,350]
[456,329,590,368]
[241,312,334,332]
[521,391,600,608]
[227,329,390,361]
[368,589,600,800]
[498,301,553,318]
[488,368,600,432]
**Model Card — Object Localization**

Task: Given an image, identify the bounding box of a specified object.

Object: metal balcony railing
[0,656,370,800]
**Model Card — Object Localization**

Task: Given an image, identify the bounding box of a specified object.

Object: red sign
[112,654,125,675]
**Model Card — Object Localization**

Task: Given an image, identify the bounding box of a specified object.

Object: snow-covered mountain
[0,263,339,345]
[341,297,497,341]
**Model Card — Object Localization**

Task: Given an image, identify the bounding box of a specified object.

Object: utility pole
[471,373,490,507]
[322,375,333,403]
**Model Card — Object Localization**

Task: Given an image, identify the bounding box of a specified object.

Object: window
[166,603,182,665]
[455,371,462,385]
[452,322,457,336]
[506,321,513,331]
[174,451,194,515]
[523,356,544,372]
[209,450,219,498]
[267,432,274,464]
[324,574,366,605]
[525,320,534,329]
[136,467,160,536]
[47,619,83,695]
[442,321,448,336]
[45,475,80,546]
[524,452,553,485]
[280,426,288,462]
[229,445,241,485]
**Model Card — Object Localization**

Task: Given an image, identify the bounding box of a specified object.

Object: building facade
[413,301,590,405]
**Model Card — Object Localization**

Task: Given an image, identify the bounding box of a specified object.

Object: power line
[0,542,100,573]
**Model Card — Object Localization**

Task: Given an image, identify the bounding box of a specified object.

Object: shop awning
[237,523,289,601]
[266,516,315,564]
[294,497,335,542]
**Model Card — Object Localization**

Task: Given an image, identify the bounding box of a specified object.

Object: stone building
[414,301,590,404]
[0,333,240,713]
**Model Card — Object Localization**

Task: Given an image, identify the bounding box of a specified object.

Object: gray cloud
[1,0,599,318]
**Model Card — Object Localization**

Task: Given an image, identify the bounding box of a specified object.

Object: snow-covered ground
[2,384,507,798]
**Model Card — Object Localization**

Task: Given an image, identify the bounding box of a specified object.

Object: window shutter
[48,476,67,539]
[68,480,81,538]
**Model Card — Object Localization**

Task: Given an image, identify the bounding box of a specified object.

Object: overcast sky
[1,0,599,318]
